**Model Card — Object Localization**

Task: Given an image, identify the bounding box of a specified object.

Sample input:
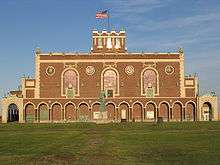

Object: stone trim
[39,59,180,63]
[35,54,40,98]
[179,52,185,97]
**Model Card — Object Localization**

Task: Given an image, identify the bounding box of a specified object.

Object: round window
[125,65,134,75]
[46,66,55,76]
[86,66,95,75]
[165,65,174,75]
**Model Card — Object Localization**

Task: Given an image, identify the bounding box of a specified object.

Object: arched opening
[202,102,212,121]
[25,103,35,123]
[39,104,49,122]
[142,68,158,97]
[132,103,143,122]
[119,103,129,122]
[51,103,62,121]
[106,103,115,121]
[92,103,100,120]
[186,102,196,121]
[172,103,182,121]
[8,103,19,122]
[159,102,169,121]
[62,69,79,98]
[65,103,76,121]
[145,103,156,121]
[102,68,119,97]
[78,103,90,122]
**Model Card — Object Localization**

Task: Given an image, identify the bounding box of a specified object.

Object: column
[89,108,92,121]
[142,107,145,122]
[63,108,66,121]
[156,107,159,122]
[36,108,39,123]
[169,107,172,122]
[183,107,186,121]
[49,108,52,122]
[116,107,119,122]
[129,107,132,122]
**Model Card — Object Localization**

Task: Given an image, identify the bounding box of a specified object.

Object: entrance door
[119,103,129,122]
[202,102,212,121]
[121,109,126,120]
[8,104,19,122]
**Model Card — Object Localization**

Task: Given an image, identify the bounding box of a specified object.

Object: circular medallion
[165,65,174,75]
[86,66,95,75]
[125,65,134,75]
[46,66,55,76]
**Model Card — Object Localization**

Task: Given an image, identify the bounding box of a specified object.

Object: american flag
[96,10,108,19]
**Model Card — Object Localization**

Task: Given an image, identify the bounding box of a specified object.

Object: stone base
[96,119,111,124]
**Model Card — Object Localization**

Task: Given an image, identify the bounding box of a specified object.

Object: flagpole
[107,10,110,31]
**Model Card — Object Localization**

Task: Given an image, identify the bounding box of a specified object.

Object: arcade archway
[185,102,196,121]
[78,103,90,122]
[25,103,35,123]
[106,103,115,121]
[8,103,19,122]
[51,103,62,121]
[92,103,100,120]
[65,103,76,121]
[172,102,182,121]
[202,102,212,121]
[39,103,49,122]
[145,103,156,121]
[159,102,169,121]
[132,103,143,122]
[119,103,129,122]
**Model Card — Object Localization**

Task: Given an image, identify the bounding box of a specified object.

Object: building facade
[1,30,218,123]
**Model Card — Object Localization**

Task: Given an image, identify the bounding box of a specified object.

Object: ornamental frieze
[165,65,174,75]
[142,62,157,68]
[64,62,78,69]
[46,66,55,76]
[86,66,95,75]
[125,65,134,75]
[103,62,117,68]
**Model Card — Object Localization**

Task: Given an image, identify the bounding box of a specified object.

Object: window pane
[63,70,77,95]
[143,70,157,93]
[104,70,117,93]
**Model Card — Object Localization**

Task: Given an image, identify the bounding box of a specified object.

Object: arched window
[102,69,119,97]
[62,69,79,98]
[142,69,158,97]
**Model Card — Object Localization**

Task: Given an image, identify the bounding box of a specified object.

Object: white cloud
[104,0,220,110]
[104,0,220,50]
[130,12,220,32]
[105,0,172,15]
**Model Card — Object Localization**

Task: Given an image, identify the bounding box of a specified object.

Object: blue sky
[0,0,220,108]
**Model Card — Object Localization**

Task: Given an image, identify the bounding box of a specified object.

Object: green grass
[0,122,220,165]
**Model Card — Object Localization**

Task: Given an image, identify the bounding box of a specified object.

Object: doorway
[8,104,19,122]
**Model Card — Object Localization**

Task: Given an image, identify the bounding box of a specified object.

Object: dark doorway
[8,104,19,122]
[202,102,212,121]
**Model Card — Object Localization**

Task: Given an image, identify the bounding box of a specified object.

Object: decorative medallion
[125,65,134,75]
[46,66,55,76]
[165,65,174,75]
[86,66,95,75]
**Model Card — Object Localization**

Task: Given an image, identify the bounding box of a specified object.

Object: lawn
[0,122,220,165]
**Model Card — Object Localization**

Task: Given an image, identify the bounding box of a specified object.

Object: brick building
[1,29,218,123]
